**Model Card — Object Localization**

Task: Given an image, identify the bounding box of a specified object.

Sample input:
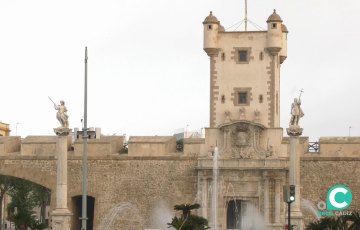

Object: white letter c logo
[329,188,348,208]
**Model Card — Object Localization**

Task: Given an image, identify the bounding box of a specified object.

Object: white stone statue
[49,97,69,128]
[239,107,246,120]
[254,109,261,123]
[289,98,304,126]
[225,110,231,123]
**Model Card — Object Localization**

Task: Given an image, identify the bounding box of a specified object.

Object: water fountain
[211,146,219,230]
[301,198,321,221]
[97,202,145,230]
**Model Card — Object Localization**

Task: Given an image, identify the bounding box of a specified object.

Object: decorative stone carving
[219,121,267,159]
[266,144,277,158]
[53,127,72,136]
[207,145,214,157]
[254,109,261,123]
[225,110,231,123]
[289,98,304,126]
[287,125,303,136]
[52,215,71,230]
[232,124,251,147]
[239,107,246,120]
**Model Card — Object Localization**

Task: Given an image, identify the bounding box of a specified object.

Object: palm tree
[168,203,209,230]
[346,211,360,230]
[174,203,201,219]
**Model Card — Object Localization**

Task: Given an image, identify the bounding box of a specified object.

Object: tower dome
[203,11,219,24]
[266,9,283,23]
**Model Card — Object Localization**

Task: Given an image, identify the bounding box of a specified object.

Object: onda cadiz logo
[317,185,353,216]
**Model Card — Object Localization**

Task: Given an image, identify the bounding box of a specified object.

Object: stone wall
[300,157,360,226]
[0,155,198,230]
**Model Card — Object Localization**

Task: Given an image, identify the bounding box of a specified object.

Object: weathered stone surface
[0,156,198,230]
[300,158,360,226]
[0,136,21,155]
[128,136,176,156]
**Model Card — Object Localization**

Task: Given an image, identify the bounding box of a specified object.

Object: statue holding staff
[49,97,69,128]
[289,89,304,126]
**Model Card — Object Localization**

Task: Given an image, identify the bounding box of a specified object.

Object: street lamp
[16,122,20,136]
[349,126,352,137]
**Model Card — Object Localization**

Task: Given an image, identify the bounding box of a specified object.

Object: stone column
[275,179,281,223]
[52,127,73,230]
[263,178,270,223]
[202,178,208,219]
[286,125,304,229]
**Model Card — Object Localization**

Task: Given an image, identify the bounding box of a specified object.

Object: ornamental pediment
[218,121,267,159]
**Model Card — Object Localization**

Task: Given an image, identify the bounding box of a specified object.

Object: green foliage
[346,211,360,230]
[28,219,48,230]
[168,203,210,230]
[306,212,360,230]
[7,177,38,214]
[8,209,37,230]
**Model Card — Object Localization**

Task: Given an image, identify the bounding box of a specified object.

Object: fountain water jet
[211,147,219,230]
[301,198,321,221]
[97,202,145,230]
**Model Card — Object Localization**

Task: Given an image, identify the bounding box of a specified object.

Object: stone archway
[0,159,57,217]
[0,159,57,229]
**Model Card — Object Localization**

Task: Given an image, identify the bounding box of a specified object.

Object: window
[239,93,247,104]
[221,52,225,61]
[239,51,247,62]
[259,94,263,103]
[259,52,263,60]
[272,23,277,29]
[208,25,212,30]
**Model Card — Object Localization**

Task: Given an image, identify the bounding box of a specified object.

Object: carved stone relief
[219,121,267,159]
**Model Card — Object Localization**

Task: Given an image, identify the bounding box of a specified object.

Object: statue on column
[289,98,304,126]
[49,97,71,135]
[287,89,304,136]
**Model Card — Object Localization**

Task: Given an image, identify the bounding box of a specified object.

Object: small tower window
[221,52,225,61]
[238,51,247,62]
[259,94,263,103]
[221,95,225,103]
[260,52,263,60]
[238,93,247,104]
[208,25,212,30]
[272,23,277,29]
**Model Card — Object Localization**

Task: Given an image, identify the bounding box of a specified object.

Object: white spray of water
[301,198,321,221]
[211,147,219,230]
[150,202,175,230]
[97,202,144,230]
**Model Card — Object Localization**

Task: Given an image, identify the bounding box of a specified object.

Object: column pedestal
[51,127,73,230]
[287,125,304,230]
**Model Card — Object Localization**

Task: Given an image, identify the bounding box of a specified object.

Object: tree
[31,183,51,224]
[6,177,38,214]
[168,203,210,230]
[346,211,360,230]
[0,175,14,229]
[7,209,36,230]
[7,208,47,230]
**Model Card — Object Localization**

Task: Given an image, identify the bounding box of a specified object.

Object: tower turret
[280,24,288,63]
[266,9,283,55]
[203,11,219,57]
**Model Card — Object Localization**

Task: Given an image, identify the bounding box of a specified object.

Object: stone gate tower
[203,9,288,128]
[197,9,299,230]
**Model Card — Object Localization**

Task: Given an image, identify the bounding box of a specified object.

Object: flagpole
[81,47,88,230]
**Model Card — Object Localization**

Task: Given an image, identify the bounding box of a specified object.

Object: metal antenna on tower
[245,0,248,31]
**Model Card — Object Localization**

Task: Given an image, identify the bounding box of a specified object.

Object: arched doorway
[71,195,95,230]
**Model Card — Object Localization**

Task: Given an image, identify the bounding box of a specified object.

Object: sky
[1,0,360,141]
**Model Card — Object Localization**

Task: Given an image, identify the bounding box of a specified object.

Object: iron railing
[308,142,319,152]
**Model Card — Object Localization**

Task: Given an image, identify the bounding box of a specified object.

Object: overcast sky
[1,0,360,141]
